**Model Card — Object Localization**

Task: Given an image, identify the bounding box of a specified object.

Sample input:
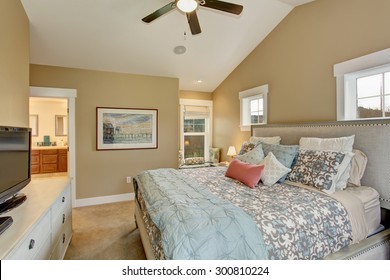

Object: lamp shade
[227,146,237,157]
[177,0,198,13]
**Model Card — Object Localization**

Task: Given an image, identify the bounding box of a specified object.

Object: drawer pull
[62,214,66,224]
[62,233,66,244]
[62,196,65,203]
[29,239,35,250]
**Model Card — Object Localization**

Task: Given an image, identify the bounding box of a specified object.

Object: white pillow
[333,151,355,191]
[259,152,291,186]
[249,136,281,145]
[299,135,355,191]
[299,135,355,152]
[348,149,368,186]
[235,144,264,164]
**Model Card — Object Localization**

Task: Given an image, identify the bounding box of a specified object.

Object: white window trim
[239,84,268,131]
[179,99,213,161]
[334,48,390,120]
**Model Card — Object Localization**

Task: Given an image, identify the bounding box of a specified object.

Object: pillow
[238,141,258,155]
[348,149,368,186]
[184,157,205,165]
[261,143,299,182]
[249,136,281,145]
[299,135,355,191]
[209,147,221,163]
[299,135,355,152]
[286,149,351,194]
[333,152,355,191]
[259,152,291,186]
[235,143,264,164]
[225,159,264,188]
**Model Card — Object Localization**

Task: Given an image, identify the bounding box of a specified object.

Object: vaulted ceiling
[21,0,315,92]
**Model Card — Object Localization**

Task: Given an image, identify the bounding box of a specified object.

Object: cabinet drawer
[7,211,51,260]
[33,234,52,260]
[52,186,71,242]
[41,154,58,164]
[50,217,72,260]
[52,186,71,219]
[31,164,40,174]
[40,149,58,155]
[31,154,40,165]
[41,164,57,173]
[52,201,71,244]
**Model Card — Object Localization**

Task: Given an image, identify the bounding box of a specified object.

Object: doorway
[29,86,77,206]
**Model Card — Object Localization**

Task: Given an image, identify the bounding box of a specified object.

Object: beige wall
[29,98,68,146]
[213,0,390,161]
[30,65,179,199]
[0,0,29,127]
[179,90,213,101]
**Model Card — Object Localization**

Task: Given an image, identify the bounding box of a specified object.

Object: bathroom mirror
[29,114,38,136]
[55,115,68,136]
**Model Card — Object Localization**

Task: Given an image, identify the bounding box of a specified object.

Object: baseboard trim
[75,192,135,208]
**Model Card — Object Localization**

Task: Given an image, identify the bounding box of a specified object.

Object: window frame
[239,84,268,131]
[334,48,390,121]
[348,67,390,119]
[179,99,213,162]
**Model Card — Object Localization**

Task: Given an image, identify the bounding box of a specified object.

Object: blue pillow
[261,142,299,182]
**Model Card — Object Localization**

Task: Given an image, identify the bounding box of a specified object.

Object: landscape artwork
[96,107,158,150]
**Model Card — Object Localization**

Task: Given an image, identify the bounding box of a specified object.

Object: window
[239,84,268,131]
[250,98,264,124]
[356,71,390,118]
[334,48,390,120]
[179,99,212,162]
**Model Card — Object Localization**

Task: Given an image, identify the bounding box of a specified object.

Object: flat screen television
[0,126,31,219]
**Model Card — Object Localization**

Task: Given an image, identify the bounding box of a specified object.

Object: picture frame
[29,114,39,136]
[55,115,68,136]
[96,107,158,150]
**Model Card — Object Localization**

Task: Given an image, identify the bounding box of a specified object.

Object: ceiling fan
[142,0,243,35]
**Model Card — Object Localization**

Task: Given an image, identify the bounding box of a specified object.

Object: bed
[133,120,390,260]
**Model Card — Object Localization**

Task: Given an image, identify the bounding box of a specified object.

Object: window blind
[184,105,210,119]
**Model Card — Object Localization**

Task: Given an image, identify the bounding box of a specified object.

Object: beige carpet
[64,200,146,260]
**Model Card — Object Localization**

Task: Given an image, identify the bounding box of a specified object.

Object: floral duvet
[135,166,352,260]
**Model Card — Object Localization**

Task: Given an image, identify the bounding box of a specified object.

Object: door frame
[29,86,77,207]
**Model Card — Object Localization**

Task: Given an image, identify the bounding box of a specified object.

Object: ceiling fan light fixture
[177,0,198,13]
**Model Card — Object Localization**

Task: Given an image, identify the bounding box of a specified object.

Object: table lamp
[227,146,237,161]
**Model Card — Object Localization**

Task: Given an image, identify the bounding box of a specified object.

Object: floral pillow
[184,157,205,165]
[235,144,264,164]
[286,149,346,193]
[238,141,257,155]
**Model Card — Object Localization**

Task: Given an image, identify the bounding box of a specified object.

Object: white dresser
[0,176,72,259]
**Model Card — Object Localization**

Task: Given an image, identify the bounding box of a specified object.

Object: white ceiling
[21,0,315,92]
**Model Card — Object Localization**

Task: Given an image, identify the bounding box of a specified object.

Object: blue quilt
[135,168,268,260]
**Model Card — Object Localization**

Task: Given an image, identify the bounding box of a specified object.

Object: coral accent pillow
[225,159,264,188]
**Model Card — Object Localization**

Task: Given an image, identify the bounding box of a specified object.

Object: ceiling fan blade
[187,11,201,35]
[142,2,176,23]
[201,0,243,15]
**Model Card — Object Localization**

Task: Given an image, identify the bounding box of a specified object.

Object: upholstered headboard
[251,120,390,212]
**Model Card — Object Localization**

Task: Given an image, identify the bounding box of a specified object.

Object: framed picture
[29,114,38,136]
[96,107,158,150]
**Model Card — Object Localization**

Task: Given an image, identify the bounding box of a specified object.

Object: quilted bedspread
[135,166,353,259]
[135,168,268,260]
[180,167,353,259]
